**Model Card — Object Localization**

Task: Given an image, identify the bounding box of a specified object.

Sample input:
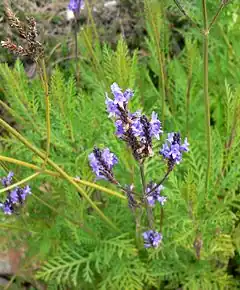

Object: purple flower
[160,132,189,169]
[105,83,163,161]
[132,118,144,138]
[9,188,20,204]
[89,147,118,183]
[0,199,13,215]
[123,89,134,101]
[150,112,163,140]
[132,112,163,141]
[21,185,31,200]
[146,183,167,207]
[68,0,84,15]
[105,96,120,118]
[1,172,14,187]
[142,230,162,248]
[105,83,133,117]
[115,119,126,137]
[0,172,32,215]
[111,83,133,105]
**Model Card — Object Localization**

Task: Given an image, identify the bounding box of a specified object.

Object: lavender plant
[88,82,189,248]
[0,0,239,289]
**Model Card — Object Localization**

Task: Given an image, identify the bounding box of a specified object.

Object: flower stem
[0,172,40,194]
[0,118,119,232]
[74,18,80,85]
[208,3,224,32]
[0,155,126,200]
[145,168,172,197]
[202,0,212,194]
[173,0,201,31]
[139,163,153,229]
[38,59,51,169]
[160,207,164,232]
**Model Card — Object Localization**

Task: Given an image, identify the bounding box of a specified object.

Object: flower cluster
[0,172,31,215]
[160,132,189,170]
[146,183,167,207]
[142,230,162,248]
[106,83,163,161]
[88,147,118,184]
[89,83,190,249]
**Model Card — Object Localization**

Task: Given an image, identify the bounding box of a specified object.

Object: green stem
[160,207,164,232]
[202,0,212,194]
[0,172,40,194]
[74,18,80,85]
[135,208,143,249]
[186,71,192,137]
[0,155,126,200]
[38,59,51,169]
[145,169,172,197]
[173,0,201,31]
[208,3,224,32]
[139,163,153,229]
[0,118,119,232]
[85,0,100,42]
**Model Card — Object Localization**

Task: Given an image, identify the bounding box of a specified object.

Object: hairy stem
[140,163,153,229]
[202,0,212,194]
[0,118,119,232]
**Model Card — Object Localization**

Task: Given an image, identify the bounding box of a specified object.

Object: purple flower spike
[146,183,167,207]
[68,0,84,15]
[1,172,14,187]
[0,172,32,215]
[89,147,118,184]
[142,230,162,248]
[105,83,163,161]
[160,132,189,169]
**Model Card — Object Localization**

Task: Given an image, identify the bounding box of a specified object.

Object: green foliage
[0,0,240,289]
